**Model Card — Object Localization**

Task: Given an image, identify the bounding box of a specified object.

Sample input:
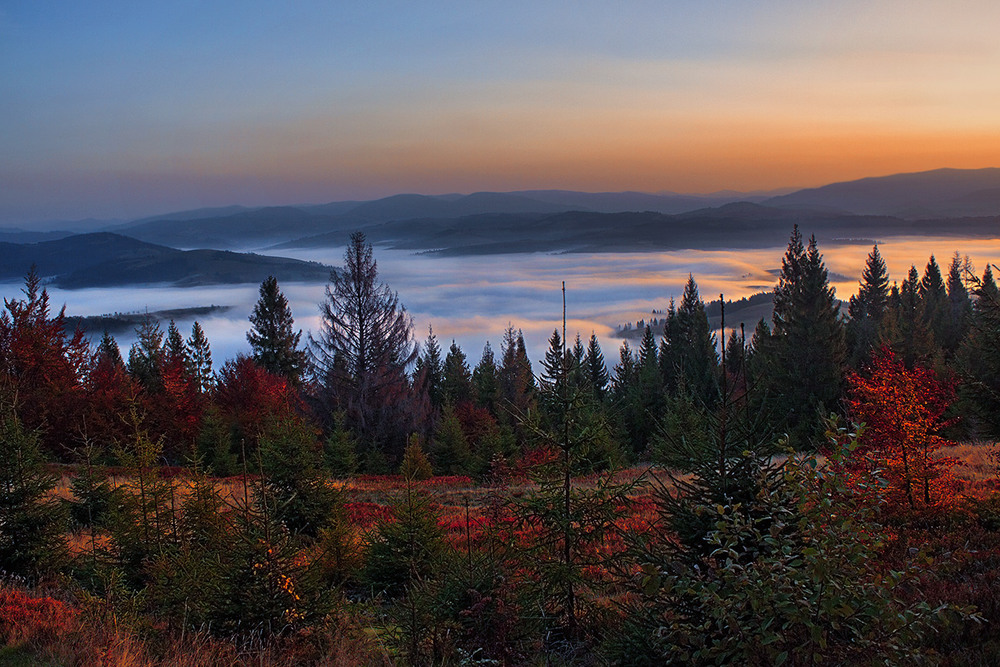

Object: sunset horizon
[5,2,1000,224]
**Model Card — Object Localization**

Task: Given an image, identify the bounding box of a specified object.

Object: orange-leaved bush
[846,346,959,511]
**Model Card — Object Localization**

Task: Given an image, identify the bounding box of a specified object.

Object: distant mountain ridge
[765,167,1000,217]
[7,167,1000,255]
[0,233,333,288]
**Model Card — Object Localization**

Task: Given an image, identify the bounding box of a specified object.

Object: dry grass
[941,440,999,482]
[0,578,392,667]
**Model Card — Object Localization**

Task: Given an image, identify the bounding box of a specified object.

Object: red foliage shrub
[845,346,961,512]
[0,588,78,647]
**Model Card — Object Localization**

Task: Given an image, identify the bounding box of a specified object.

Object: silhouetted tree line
[1,227,999,475]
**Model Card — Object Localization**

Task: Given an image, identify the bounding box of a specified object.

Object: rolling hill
[0,233,333,288]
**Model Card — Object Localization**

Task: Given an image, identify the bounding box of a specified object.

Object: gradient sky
[3,1,1000,224]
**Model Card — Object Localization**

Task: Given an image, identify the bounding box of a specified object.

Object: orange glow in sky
[3,1,1000,222]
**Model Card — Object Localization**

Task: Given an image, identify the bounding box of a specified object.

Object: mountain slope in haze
[0,233,333,288]
[282,201,1000,256]
[765,167,1000,217]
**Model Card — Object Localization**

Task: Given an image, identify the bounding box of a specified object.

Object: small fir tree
[400,434,434,481]
[0,406,68,577]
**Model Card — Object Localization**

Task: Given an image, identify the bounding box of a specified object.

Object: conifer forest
[6,227,1000,666]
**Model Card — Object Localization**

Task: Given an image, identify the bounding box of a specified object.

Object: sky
[3,1,1000,225]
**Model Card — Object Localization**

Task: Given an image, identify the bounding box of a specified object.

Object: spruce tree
[760,227,845,444]
[473,342,500,414]
[127,316,165,394]
[882,266,936,368]
[247,275,307,385]
[186,321,214,393]
[958,265,1000,436]
[441,340,473,406]
[920,255,949,350]
[415,326,444,408]
[259,417,342,540]
[672,276,719,406]
[612,341,636,401]
[0,407,67,576]
[724,328,745,380]
[310,233,418,459]
[515,297,633,650]
[431,403,472,475]
[164,319,189,366]
[97,330,124,367]
[583,333,610,403]
[944,253,973,357]
[498,325,535,440]
[847,244,890,368]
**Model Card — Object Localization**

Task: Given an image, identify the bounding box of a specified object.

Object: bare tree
[310,232,418,460]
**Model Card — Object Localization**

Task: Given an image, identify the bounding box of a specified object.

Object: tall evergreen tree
[310,232,418,459]
[944,253,973,357]
[247,275,307,385]
[583,333,610,403]
[164,320,189,367]
[882,266,936,368]
[920,255,949,350]
[186,321,214,394]
[128,316,165,394]
[498,325,535,418]
[958,265,1000,436]
[759,227,846,444]
[473,342,500,414]
[97,330,124,368]
[847,244,890,367]
[441,340,473,405]
[672,276,719,405]
[414,326,444,408]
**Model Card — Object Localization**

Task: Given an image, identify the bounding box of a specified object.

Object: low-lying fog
[5,236,1000,371]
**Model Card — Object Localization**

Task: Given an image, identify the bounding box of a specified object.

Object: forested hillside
[3,229,1000,665]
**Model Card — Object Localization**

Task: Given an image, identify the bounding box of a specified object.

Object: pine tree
[259,417,342,540]
[583,333,610,403]
[431,403,472,475]
[958,265,1000,437]
[943,253,973,357]
[441,340,473,406]
[164,319,189,367]
[883,266,936,368]
[0,407,67,576]
[310,232,418,460]
[498,326,535,441]
[247,275,307,385]
[760,227,845,444]
[847,244,890,367]
[128,316,165,394]
[414,326,444,408]
[186,321,214,394]
[669,276,719,406]
[473,342,500,414]
[920,255,949,350]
